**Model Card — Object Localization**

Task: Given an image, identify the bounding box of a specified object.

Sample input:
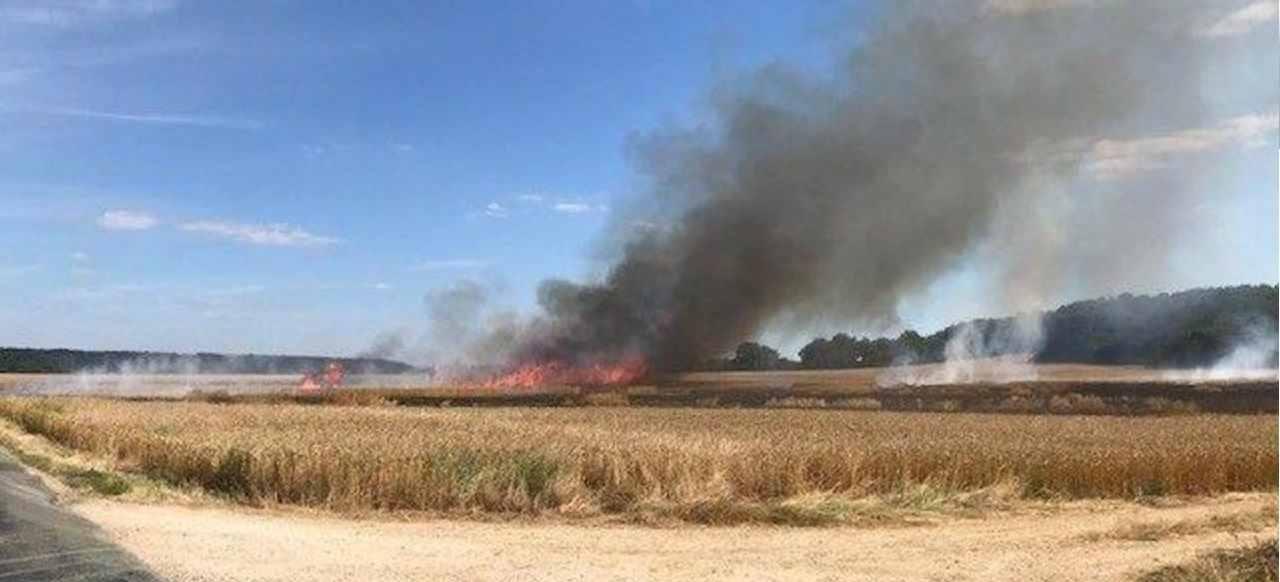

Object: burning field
[0,0,1274,579]
[3,359,1272,528]
[7,361,1276,415]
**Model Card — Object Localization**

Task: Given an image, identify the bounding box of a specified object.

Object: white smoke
[1164,320,1280,382]
[880,314,1044,386]
[12,356,301,396]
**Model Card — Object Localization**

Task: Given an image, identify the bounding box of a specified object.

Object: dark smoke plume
[474,1,1276,373]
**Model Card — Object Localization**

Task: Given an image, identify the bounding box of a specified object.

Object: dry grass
[0,397,1274,525]
[1136,539,1278,582]
[1082,504,1276,542]
[0,416,207,504]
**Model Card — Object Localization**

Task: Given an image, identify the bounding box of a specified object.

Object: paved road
[0,451,159,581]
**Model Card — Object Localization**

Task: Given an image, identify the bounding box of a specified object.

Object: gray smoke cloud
[462,1,1275,374]
[359,329,407,360]
[417,280,524,372]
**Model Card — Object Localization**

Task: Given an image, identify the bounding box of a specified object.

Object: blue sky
[0,1,1275,358]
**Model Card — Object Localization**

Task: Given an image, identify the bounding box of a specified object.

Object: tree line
[0,348,416,375]
[712,284,1279,371]
[4,285,1273,375]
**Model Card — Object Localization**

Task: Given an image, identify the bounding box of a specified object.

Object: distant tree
[0,347,418,374]
[798,337,828,369]
[729,342,782,371]
[793,284,1277,371]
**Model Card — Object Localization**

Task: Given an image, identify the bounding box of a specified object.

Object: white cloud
[517,194,544,203]
[483,202,508,218]
[97,209,158,231]
[56,282,151,301]
[552,201,609,215]
[1,0,178,27]
[410,259,488,271]
[302,143,343,157]
[204,284,265,296]
[372,282,392,290]
[553,202,593,214]
[392,143,414,153]
[179,220,340,248]
[1084,112,1278,178]
[21,106,262,130]
[1200,1,1277,38]
[71,251,89,262]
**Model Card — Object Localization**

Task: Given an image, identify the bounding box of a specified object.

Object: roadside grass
[1081,504,1276,542]
[0,417,207,503]
[1136,539,1278,582]
[0,396,1273,525]
[0,431,131,496]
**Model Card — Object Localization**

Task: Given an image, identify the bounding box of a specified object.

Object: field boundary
[164,378,1280,415]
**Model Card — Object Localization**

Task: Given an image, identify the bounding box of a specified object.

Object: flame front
[483,358,647,389]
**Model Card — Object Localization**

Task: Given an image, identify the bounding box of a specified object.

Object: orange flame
[483,358,647,389]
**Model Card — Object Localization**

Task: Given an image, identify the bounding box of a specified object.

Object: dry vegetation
[1081,503,1276,542]
[0,373,48,391]
[0,396,1273,525]
[1137,540,1278,582]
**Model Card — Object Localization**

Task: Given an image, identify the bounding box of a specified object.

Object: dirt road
[72,494,1274,582]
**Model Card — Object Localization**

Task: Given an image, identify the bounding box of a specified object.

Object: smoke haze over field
[428,1,1277,374]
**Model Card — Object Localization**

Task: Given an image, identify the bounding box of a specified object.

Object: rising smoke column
[486,1,1274,373]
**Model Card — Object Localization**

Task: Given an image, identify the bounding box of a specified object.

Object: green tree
[730,342,782,370]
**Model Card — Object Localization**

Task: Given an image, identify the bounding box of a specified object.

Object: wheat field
[0,396,1273,523]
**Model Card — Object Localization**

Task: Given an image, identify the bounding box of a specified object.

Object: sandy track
[71,494,1275,582]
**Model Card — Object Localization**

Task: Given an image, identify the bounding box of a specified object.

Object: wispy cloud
[55,282,153,302]
[984,0,1086,15]
[1084,112,1278,178]
[495,192,610,217]
[483,202,508,219]
[1200,1,1277,38]
[203,284,265,297]
[179,220,340,248]
[70,251,89,262]
[1,0,178,27]
[410,259,488,271]
[552,201,609,215]
[18,106,262,130]
[552,202,592,214]
[301,142,350,157]
[97,209,158,231]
